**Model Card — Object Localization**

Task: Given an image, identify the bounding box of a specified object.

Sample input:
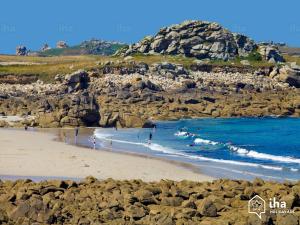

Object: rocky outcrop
[0,74,39,84]
[0,70,99,127]
[0,61,299,128]
[15,46,28,56]
[258,44,284,63]
[269,63,300,88]
[0,178,300,224]
[40,43,51,51]
[56,41,68,49]
[79,39,126,55]
[278,63,300,88]
[62,70,90,93]
[36,91,100,127]
[119,20,257,60]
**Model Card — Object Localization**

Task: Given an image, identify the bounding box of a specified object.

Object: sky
[0,0,300,54]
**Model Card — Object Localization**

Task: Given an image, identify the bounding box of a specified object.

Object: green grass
[283,54,300,66]
[39,47,82,56]
[0,55,105,82]
[127,54,196,67]
[39,43,126,57]
[0,53,277,83]
[129,52,273,68]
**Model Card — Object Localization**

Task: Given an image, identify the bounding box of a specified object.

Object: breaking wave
[94,130,298,172]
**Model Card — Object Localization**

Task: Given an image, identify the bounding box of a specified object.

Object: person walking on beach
[92,135,96,149]
[75,125,79,144]
[62,131,67,143]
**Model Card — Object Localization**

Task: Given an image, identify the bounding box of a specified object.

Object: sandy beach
[0,128,212,182]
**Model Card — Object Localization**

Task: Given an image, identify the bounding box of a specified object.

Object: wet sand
[0,128,213,182]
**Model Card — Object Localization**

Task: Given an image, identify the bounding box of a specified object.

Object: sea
[93,117,300,182]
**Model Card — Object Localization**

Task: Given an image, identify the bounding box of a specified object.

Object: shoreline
[1,114,299,129]
[51,127,210,178]
[0,128,213,182]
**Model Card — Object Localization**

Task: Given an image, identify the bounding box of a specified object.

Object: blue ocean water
[94,118,300,181]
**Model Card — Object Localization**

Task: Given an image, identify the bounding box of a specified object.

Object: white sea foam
[229,146,249,154]
[206,165,297,182]
[247,151,300,164]
[95,130,176,154]
[189,135,300,165]
[94,130,298,172]
[229,145,300,164]
[185,154,283,171]
[94,132,113,139]
[145,143,176,154]
[194,138,219,145]
[174,131,188,136]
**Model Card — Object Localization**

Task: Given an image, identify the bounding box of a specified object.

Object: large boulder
[16,46,28,56]
[258,44,284,62]
[278,64,300,88]
[197,198,218,217]
[150,62,188,78]
[56,41,68,48]
[0,120,9,128]
[64,70,89,93]
[233,33,257,57]
[40,43,51,51]
[120,20,257,61]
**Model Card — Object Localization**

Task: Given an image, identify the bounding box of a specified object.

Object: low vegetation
[38,40,126,57]
[0,52,282,83]
[284,54,300,65]
[0,55,102,82]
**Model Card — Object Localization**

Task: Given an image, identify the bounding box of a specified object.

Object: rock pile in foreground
[0,177,299,224]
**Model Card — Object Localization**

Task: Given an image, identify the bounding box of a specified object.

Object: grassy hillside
[0,55,103,82]
[284,55,300,65]
[38,40,127,57]
[0,53,284,83]
[279,46,300,56]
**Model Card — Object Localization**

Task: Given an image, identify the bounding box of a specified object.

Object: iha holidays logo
[248,195,265,219]
[248,195,295,219]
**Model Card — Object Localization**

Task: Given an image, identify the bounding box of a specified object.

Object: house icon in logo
[248,195,266,219]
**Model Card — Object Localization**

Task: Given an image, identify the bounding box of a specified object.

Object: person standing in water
[75,125,79,144]
[148,132,153,145]
[152,124,157,133]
